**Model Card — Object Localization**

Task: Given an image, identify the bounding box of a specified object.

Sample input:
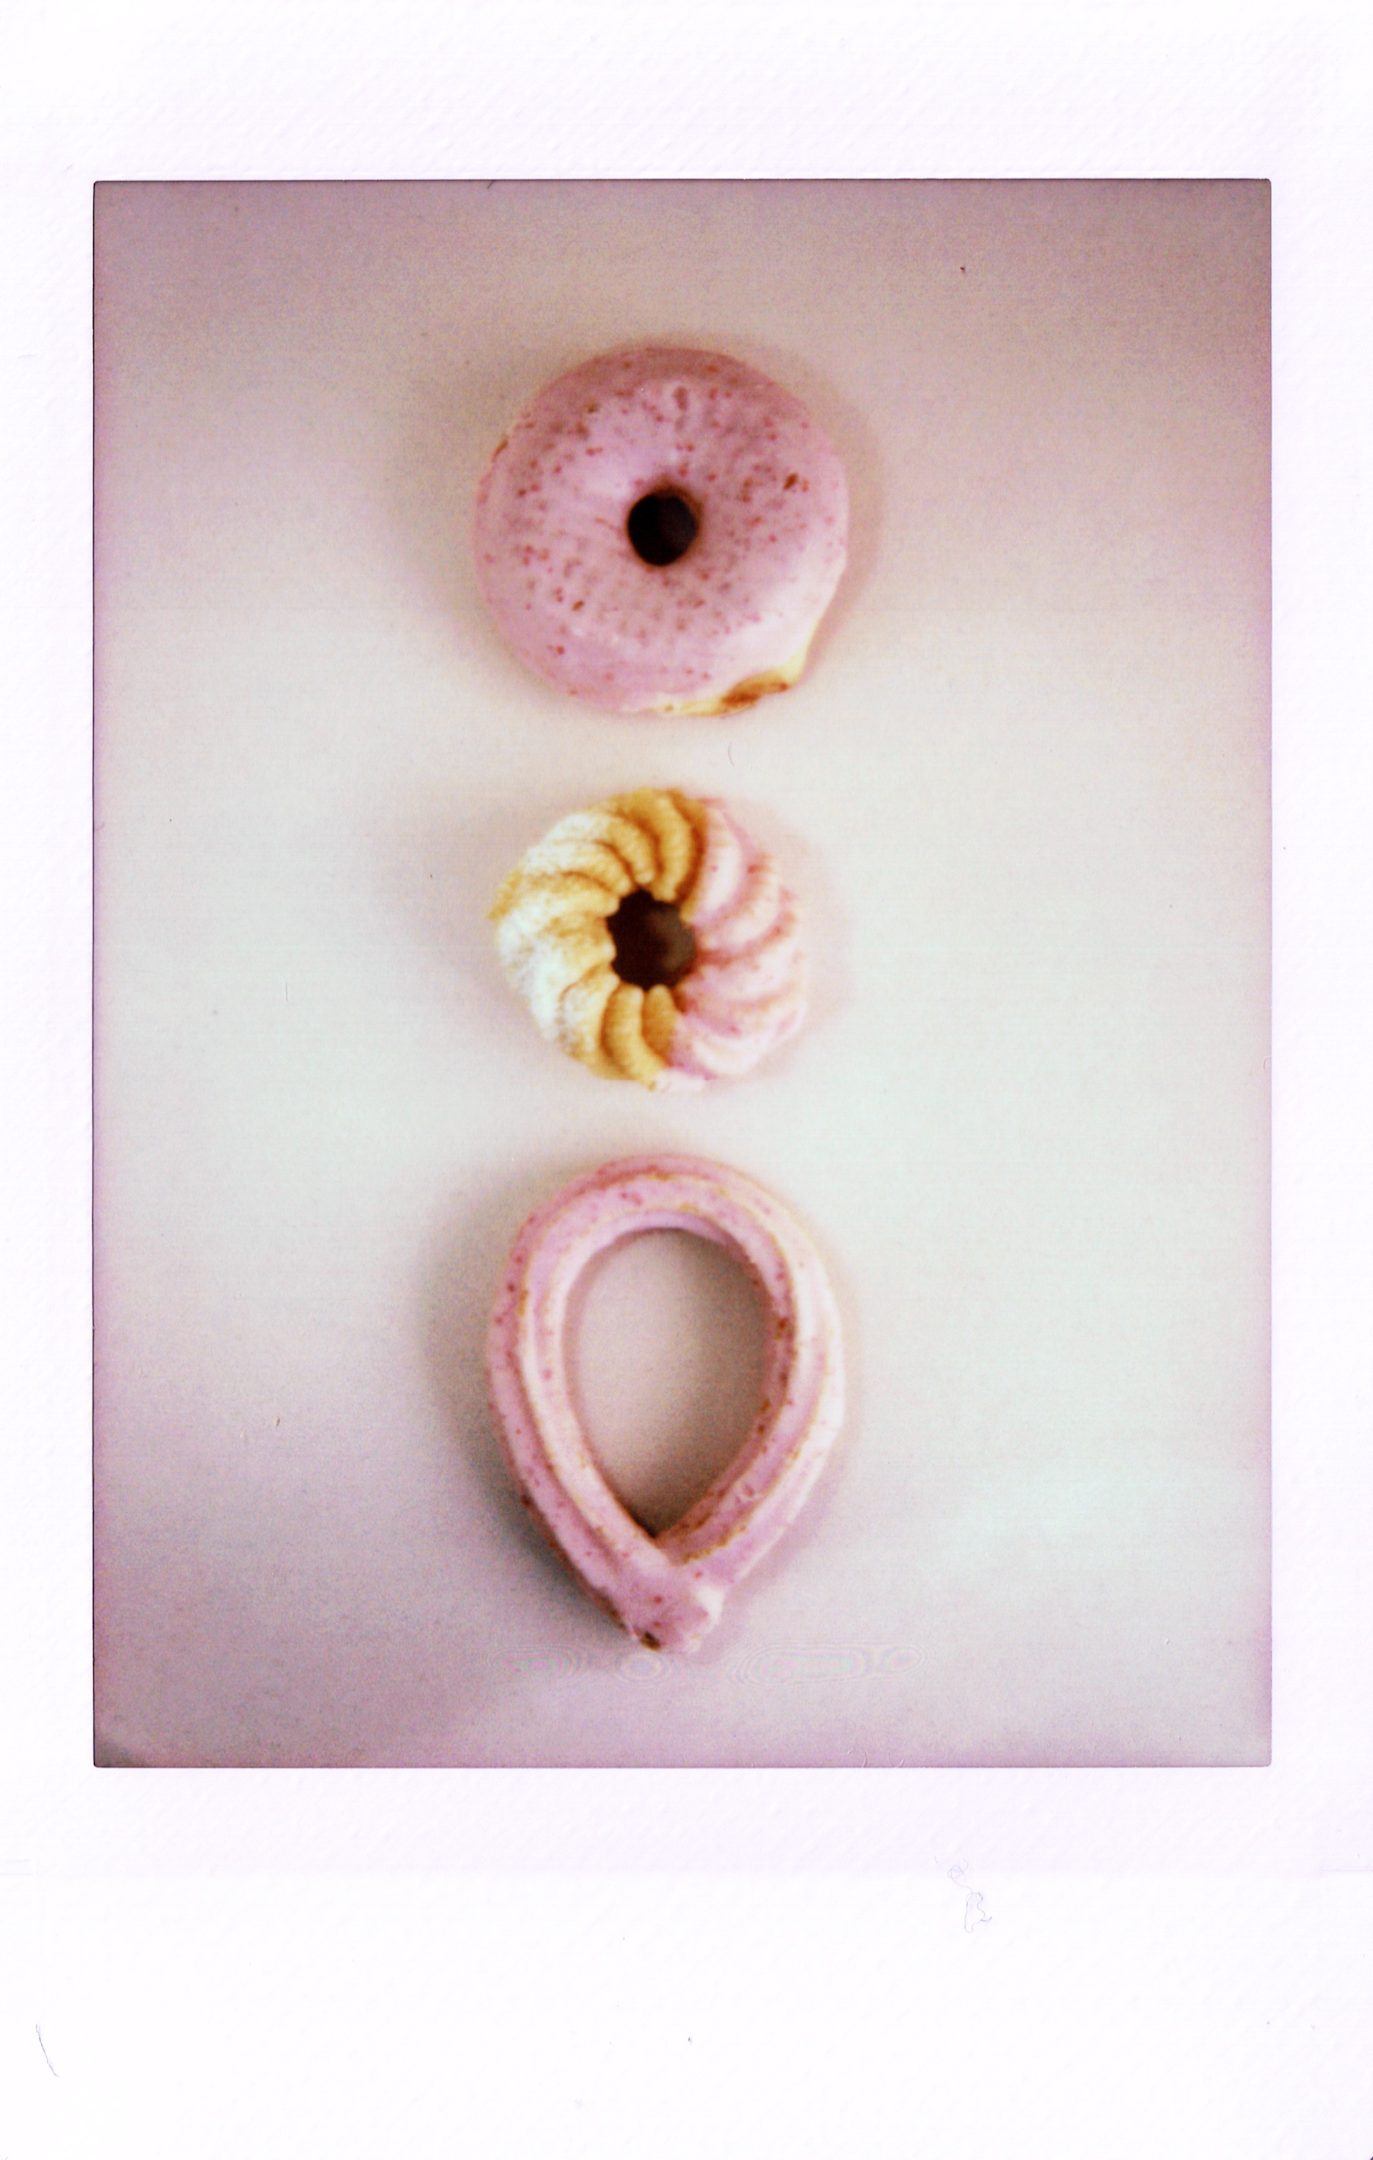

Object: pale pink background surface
[94,180,1269,1766]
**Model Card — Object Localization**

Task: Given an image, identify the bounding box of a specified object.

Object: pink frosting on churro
[487,1156,845,1651]
[474,346,848,716]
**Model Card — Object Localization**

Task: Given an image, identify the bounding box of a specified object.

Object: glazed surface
[474,346,848,714]
[487,1155,846,1651]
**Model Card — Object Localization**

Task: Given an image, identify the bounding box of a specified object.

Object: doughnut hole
[609,888,697,990]
[626,489,700,568]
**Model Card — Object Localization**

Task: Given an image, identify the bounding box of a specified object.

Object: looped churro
[490,788,807,1089]
[487,1155,845,1652]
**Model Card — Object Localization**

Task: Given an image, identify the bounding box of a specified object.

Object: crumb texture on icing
[486,1155,846,1651]
[474,345,849,715]
[490,788,808,1089]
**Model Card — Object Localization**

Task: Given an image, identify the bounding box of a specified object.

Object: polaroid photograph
[93,178,1269,1769]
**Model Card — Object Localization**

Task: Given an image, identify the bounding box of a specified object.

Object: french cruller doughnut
[474,345,848,715]
[490,787,807,1089]
[487,1155,845,1651]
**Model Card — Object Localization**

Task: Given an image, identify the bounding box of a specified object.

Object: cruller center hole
[610,889,696,990]
[627,490,699,567]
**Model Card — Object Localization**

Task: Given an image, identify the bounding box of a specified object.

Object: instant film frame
[93,179,1269,1768]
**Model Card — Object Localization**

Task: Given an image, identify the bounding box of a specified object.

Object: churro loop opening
[487,1155,846,1652]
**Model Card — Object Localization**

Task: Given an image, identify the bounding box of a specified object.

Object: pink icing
[473,346,849,714]
[487,1156,846,1651]
[668,800,806,1085]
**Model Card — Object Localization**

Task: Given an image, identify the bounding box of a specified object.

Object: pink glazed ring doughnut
[474,345,849,716]
[487,1155,845,1652]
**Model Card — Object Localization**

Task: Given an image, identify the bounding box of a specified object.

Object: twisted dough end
[491,788,807,1089]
